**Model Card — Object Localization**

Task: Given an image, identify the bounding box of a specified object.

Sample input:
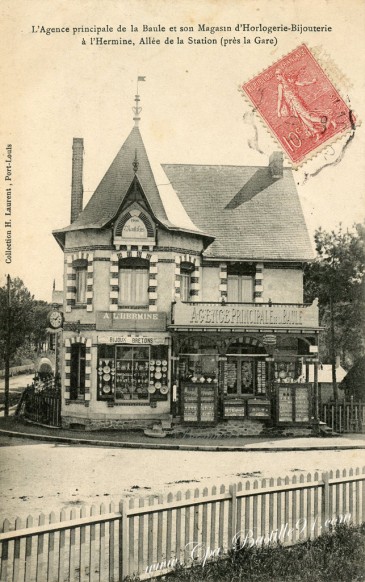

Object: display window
[115,346,150,401]
[97,344,169,402]
[178,350,219,384]
[274,360,303,383]
[224,357,266,396]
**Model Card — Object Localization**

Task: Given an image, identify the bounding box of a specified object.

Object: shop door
[226,357,255,396]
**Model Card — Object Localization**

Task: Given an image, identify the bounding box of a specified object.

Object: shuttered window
[180,262,194,302]
[118,258,149,306]
[75,267,87,303]
[227,275,254,302]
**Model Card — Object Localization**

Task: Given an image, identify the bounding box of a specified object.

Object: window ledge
[113,401,150,406]
[117,305,149,310]
[65,399,89,406]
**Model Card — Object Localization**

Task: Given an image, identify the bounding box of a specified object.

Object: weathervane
[133,76,146,126]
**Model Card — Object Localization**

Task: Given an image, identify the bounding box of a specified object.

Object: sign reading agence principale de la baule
[172,302,319,328]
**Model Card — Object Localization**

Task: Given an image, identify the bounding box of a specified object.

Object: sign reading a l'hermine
[96,311,166,331]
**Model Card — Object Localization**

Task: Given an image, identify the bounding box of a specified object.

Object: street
[0,374,34,416]
[0,435,363,523]
[0,374,34,394]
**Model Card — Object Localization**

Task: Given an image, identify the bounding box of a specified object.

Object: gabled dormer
[113,203,156,250]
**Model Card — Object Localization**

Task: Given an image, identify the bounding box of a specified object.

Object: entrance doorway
[225,339,267,398]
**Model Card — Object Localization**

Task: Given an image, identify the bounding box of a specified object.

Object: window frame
[180,261,195,302]
[227,274,254,302]
[227,264,255,303]
[118,257,149,307]
[70,343,86,400]
[73,259,88,305]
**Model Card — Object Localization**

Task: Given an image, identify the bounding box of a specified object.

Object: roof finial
[133,76,146,126]
[133,149,139,173]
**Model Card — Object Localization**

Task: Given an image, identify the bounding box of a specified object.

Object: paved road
[0,374,34,393]
[0,435,363,522]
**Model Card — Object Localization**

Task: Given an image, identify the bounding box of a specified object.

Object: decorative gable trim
[113,204,156,250]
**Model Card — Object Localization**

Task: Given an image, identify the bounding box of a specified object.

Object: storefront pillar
[313,358,319,424]
[265,356,274,394]
[171,355,179,417]
[305,361,310,383]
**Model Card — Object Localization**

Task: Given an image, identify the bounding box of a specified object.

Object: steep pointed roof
[53,126,210,247]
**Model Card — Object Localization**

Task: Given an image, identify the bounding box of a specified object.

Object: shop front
[170,301,320,428]
[95,311,171,407]
[61,309,172,429]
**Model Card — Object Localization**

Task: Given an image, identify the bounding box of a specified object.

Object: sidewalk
[1,416,365,451]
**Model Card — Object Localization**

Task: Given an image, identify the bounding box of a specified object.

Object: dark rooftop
[162,163,313,261]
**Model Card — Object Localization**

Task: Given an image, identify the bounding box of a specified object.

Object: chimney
[269,151,283,179]
[71,138,84,223]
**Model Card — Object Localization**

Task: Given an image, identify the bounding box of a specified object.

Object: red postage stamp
[242,44,354,165]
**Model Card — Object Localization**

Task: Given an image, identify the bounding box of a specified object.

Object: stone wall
[61,416,155,431]
[170,419,265,438]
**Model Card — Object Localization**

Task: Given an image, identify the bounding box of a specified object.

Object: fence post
[321,472,330,527]
[119,500,128,580]
[228,483,237,550]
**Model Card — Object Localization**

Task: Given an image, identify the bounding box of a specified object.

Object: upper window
[180,262,194,302]
[119,257,149,306]
[227,264,254,302]
[73,259,88,304]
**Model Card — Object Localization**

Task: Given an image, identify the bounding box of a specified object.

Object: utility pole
[329,294,338,402]
[4,274,11,417]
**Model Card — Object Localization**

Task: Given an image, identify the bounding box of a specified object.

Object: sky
[1,0,364,301]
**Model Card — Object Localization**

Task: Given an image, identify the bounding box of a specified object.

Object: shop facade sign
[173,302,319,328]
[262,334,277,346]
[96,311,166,331]
[98,334,168,345]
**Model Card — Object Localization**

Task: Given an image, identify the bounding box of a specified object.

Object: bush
[134,523,365,582]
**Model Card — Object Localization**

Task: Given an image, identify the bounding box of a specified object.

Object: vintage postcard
[1,1,364,580]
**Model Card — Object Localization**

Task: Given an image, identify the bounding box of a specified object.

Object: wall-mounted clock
[48,310,63,329]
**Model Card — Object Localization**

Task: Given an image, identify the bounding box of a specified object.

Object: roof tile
[162,164,314,261]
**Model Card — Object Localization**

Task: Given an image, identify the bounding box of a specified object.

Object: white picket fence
[0,467,364,582]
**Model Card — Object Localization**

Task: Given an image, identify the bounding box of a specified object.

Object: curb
[1,428,365,452]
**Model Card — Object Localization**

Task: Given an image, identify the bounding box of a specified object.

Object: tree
[0,279,52,367]
[0,277,36,415]
[340,356,365,400]
[304,222,365,399]
[0,277,36,366]
[32,300,53,352]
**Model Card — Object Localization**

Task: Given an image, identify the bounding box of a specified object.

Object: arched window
[119,257,149,306]
[73,258,88,304]
[180,262,194,302]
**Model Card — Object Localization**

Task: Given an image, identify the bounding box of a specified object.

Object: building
[53,96,320,432]
[308,363,346,403]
